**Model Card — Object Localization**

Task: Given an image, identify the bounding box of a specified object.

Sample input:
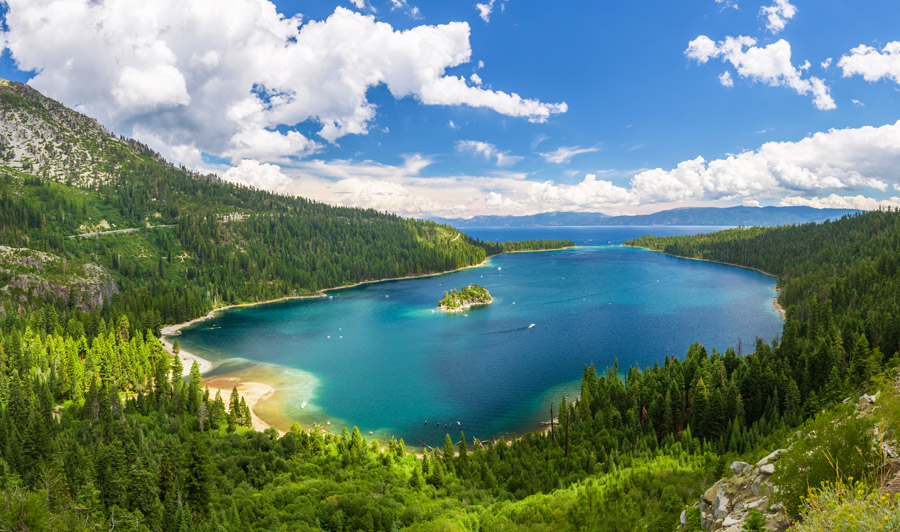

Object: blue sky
[2,0,900,217]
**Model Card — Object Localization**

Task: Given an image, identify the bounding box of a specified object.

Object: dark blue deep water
[176,227,783,446]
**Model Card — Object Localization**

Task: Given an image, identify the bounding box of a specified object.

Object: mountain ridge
[434,205,859,227]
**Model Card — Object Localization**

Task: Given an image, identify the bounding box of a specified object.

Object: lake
[175,226,783,446]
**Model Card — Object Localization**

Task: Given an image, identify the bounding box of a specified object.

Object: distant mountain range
[434,206,859,227]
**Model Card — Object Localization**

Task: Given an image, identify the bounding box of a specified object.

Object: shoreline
[623,244,786,319]
[159,255,495,342]
[498,245,576,255]
[439,298,494,313]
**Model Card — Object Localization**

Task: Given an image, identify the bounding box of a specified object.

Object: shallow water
[179,232,782,447]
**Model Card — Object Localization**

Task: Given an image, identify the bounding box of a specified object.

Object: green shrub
[789,480,900,532]
[772,406,881,517]
[742,508,765,531]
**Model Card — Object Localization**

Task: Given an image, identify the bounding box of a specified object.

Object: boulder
[731,461,750,475]
[759,464,775,475]
[746,497,766,509]
[714,487,730,520]
[722,515,744,527]
[756,449,786,467]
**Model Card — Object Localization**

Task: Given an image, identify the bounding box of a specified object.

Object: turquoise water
[177,231,783,447]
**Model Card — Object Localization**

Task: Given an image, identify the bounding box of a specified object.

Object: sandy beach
[158,333,214,377]
[773,292,786,319]
[205,377,281,434]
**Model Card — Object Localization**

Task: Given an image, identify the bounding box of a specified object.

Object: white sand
[159,335,214,377]
[159,311,219,376]
[206,377,281,434]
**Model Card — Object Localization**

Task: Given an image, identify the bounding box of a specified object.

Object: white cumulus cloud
[478,121,900,215]
[686,35,835,110]
[719,71,734,87]
[779,194,900,210]
[476,0,495,22]
[839,42,900,85]
[760,0,796,34]
[629,121,900,203]
[223,159,295,195]
[1,1,565,166]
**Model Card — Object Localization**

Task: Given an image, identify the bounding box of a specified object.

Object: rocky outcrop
[695,451,789,532]
[0,246,118,311]
[690,382,900,532]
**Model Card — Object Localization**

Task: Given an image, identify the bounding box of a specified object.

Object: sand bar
[205,376,280,434]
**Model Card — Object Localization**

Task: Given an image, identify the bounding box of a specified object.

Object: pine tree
[229,387,240,418]
[187,361,201,414]
[442,433,455,470]
[183,435,211,517]
[350,426,364,464]
[690,377,709,440]
[848,334,871,389]
[239,396,252,428]
[457,431,469,473]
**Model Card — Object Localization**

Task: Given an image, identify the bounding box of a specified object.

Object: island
[438,284,494,312]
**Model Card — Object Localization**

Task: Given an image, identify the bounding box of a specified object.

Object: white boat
[528,323,535,329]
[497,267,501,271]
[301,401,307,409]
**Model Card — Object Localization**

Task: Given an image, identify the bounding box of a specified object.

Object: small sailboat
[528,323,536,329]
[301,401,307,409]
[498,267,502,271]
